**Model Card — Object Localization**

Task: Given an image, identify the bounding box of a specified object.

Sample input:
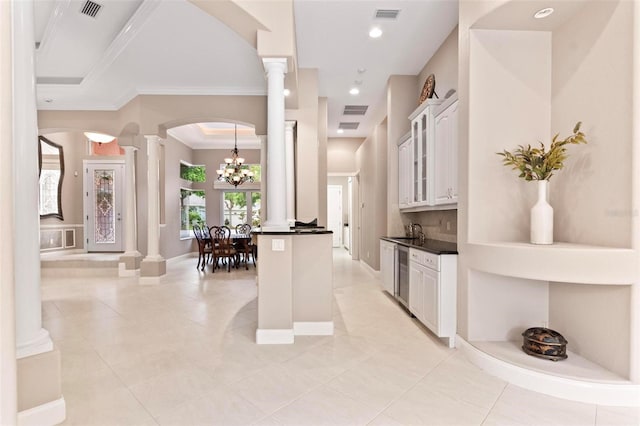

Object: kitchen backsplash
[405,209,457,243]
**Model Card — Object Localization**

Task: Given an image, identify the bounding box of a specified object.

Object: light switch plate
[272,239,285,251]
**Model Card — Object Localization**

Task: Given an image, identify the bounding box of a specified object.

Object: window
[222,191,261,228]
[180,189,206,239]
[179,161,206,238]
[180,163,206,182]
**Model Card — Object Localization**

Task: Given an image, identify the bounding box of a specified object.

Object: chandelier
[216,124,254,187]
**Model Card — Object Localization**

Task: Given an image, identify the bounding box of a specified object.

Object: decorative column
[118,145,142,276]
[140,135,166,283]
[13,0,53,359]
[0,0,17,422]
[285,121,296,225]
[262,58,289,231]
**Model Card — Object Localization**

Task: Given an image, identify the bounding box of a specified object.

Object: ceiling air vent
[343,105,368,116]
[375,9,400,20]
[338,122,360,130]
[80,0,102,18]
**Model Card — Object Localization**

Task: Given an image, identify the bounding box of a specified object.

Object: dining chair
[234,223,254,268]
[192,225,212,271]
[211,226,237,272]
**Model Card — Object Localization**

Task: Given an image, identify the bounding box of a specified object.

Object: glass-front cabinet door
[412,120,419,203]
[405,99,443,209]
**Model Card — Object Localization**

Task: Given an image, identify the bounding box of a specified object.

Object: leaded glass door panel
[84,161,124,252]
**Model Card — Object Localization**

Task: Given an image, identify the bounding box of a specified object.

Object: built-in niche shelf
[458,338,640,406]
[466,241,636,285]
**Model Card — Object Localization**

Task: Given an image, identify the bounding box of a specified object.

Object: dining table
[204,232,254,270]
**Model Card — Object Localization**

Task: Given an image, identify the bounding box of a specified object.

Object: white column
[122,146,140,256]
[119,145,142,277]
[262,58,289,231]
[13,0,53,359]
[0,0,17,422]
[144,136,163,261]
[285,121,296,224]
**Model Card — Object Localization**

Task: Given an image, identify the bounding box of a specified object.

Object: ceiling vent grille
[375,9,400,20]
[343,105,368,116]
[80,0,102,18]
[338,122,360,130]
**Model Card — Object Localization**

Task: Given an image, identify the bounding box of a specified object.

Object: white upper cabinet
[434,96,458,205]
[409,99,441,206]
[397,132,413,208]
[400,96,459,211]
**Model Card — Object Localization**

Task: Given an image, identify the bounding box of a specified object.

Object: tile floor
[41,249,639,426]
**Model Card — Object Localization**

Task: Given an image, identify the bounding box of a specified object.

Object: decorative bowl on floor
[522,327,568,361]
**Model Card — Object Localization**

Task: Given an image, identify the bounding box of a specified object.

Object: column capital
[262,57,288,74]
[144,135,161,143]
[285,121,296,130]
[120,145,138,152]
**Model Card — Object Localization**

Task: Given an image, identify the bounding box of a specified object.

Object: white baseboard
[256,328,294,344]
[18,397,65,426]
[359,259,380,278]
[457,335,640,407]
[167,251,198,263]
[294,321,334,335]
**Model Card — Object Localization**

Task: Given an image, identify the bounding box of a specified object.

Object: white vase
[530,180,553,244]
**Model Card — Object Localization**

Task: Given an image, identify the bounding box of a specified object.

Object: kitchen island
[253,229,333,344]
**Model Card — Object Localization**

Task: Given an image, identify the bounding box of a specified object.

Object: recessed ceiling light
[283,89,290,97]
[354,79,363,85]
[369,27,382,38]
[337,129,344,134]
[349,88,360,95]
[44,98,53,103]
[534,7,554,19]
[357,68,366,74]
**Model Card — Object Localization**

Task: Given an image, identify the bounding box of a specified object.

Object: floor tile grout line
[479,382,508,426]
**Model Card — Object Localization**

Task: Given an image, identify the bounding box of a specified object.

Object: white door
[327,185,343,247]
[84,161,125,252]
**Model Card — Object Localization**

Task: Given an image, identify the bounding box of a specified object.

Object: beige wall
[417,26,459,102]
[287,69,321,223]
[550,0,632,247]
[548,0,633,378]
[38,94,268,141]
[160,136,196,259]
[386,75,417,237]
[39,132,86,226]
[356,122,387,270]
[327,138,363,174]
[318,97,328,228]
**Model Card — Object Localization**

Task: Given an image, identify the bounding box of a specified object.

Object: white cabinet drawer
[409,248,440,271]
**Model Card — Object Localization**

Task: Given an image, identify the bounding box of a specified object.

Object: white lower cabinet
[379,240,396,295]
[409,248,457,348]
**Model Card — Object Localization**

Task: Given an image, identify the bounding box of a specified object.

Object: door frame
[328,171,360,261]
[83,159,125,252]
[327,184,343,247]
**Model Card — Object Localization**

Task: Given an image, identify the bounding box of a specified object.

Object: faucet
[411,223,423,238]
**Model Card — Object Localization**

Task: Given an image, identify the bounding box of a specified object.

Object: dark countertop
[381,237,458,255]
[253,228,333,235]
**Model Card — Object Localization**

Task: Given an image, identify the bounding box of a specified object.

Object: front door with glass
[84,160,125,252]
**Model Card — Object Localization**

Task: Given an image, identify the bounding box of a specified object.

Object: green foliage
[188,209,204,228]
[497,122,587,181]
[180,164,206,182]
